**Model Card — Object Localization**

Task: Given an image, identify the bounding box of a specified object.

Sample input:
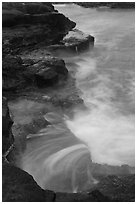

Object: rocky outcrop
[63,29,94,50]
[2,2,54,15]
[3,55,26,91]
[56,190,110,202]
[2,163,55,202]
[3,161,134,202]
[3,54,68,93]
[31,56,68,88]
[93,175,135,202]
[48,29,94,52]
[75,2,135,9]
[2,2,74,94]
[2,2,76,55]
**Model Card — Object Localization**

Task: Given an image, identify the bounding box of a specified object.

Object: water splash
[21,114,98,192]
[19,5,134,193]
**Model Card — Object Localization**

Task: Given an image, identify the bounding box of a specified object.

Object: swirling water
[21,4,135,192]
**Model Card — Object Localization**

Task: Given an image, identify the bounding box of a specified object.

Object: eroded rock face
[2,97,14,154]
[3,55,26,91]
[2,2,54,15]
[62,29,94,51]
[2,2,76,54]
[24,56,68,88]
[31,56,68,87]
[93,175,135,202]
[3,54,68,92]
[48,29,94,53]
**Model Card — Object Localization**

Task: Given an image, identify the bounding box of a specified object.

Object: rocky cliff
[2,2,135,202]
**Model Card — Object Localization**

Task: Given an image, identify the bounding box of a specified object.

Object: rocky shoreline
[2,2,135,202]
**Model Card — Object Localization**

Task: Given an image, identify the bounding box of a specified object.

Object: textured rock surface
[56,190,110,202]
[62,29,94,51]
[3,55,26,91]
[2,2,76,55]
[93,175,135,202]
[48,29,94,52]
[2,163,55,202]
[3,54,68,93]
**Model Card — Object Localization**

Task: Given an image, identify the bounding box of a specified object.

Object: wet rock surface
[2,163,56,202]
[48,29,94,52]
[2,2,76,55]
[3,54,68,92]
[93,175,135,202]
[62,29,94,51]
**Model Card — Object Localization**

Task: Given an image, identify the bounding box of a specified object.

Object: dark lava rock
[2,97,14,154]
[25,56,68,88]
[35,68,58,87]
[2,55,26,91]
[92,175,135,202]
[2,2,76,54]
[2,163,55,202]
[76,2,135,9]
[56,190,111,202]
[2,2,54,15]
[3,54,68,92]
[62,29,94,51]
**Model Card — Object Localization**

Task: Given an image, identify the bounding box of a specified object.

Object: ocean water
[20,4,135,192]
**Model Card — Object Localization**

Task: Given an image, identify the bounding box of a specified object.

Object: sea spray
[66,109,135,166]
[20,4,134,193]
[21,112,98,192]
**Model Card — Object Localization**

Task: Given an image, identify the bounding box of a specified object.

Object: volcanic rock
[24,56,68,88]
[2,55,26,91]
[93,175,135,202]
[62,29,94,51]
[2,163,55,202]
[2,54,68,92]
[2,2,76,54]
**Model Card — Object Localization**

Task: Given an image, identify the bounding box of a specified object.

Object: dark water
[16,4,134,192]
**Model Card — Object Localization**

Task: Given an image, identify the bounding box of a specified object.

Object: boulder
[48,29,94,52]
[35,68,58,87]
[62,29,94,50]
[25,56,68,88]
[2,54,68,92]
[93,175,135,202]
